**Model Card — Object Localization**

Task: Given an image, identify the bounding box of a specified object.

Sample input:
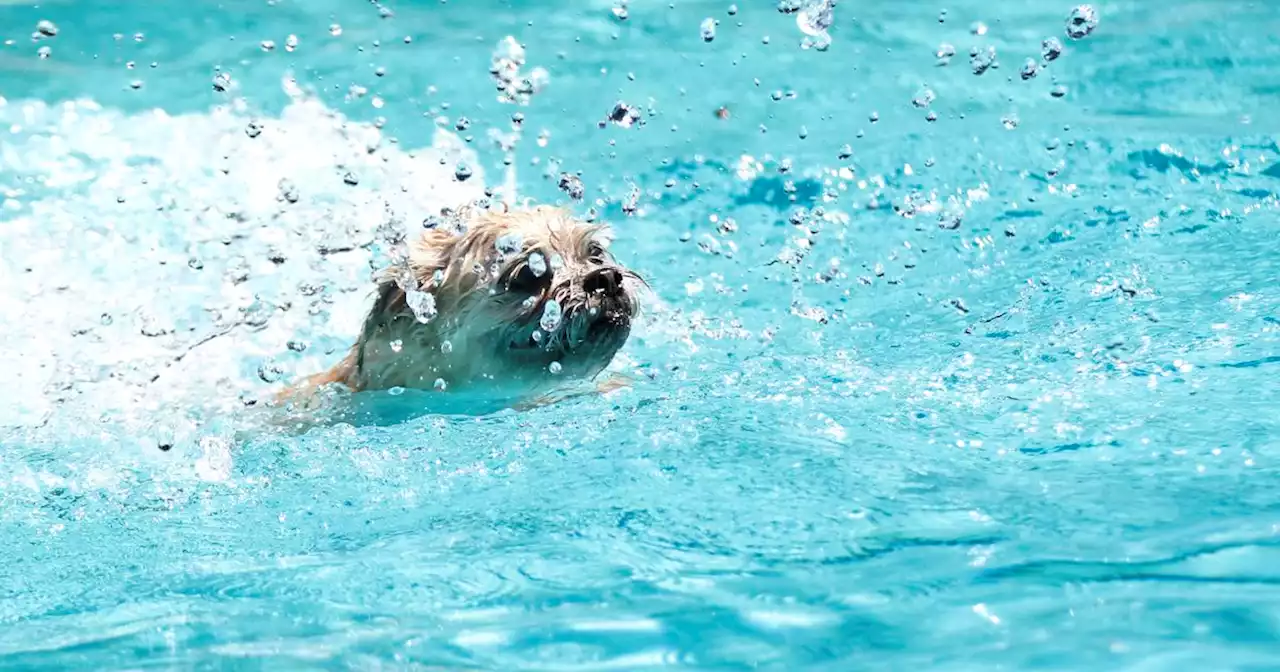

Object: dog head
[389,204,643,390]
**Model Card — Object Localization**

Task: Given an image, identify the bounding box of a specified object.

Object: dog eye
[506,265,544,294]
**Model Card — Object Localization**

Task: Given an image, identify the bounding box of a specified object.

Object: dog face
[352,205,642,394]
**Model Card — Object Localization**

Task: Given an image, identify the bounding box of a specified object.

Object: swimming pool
[1,0,1278,667]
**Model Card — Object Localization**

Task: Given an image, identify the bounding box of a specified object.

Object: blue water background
[0,0,1278,668]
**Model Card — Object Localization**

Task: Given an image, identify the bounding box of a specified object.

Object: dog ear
[361,228,458,331]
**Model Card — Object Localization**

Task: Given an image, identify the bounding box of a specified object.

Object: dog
[275,203,644,417]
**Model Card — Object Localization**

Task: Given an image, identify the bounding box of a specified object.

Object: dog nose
[583,267,623,295]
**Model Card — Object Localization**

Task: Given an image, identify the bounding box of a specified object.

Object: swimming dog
[276,204,643,413]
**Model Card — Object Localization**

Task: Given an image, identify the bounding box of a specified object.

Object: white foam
[0,74,487,436]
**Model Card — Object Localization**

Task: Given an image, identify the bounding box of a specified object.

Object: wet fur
[277,205,643,411]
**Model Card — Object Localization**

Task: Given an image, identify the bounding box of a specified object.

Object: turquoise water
[1,0,1279,668]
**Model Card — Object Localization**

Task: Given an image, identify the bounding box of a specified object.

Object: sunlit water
[1,0,1278,668]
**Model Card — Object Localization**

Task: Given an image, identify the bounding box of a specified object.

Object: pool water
[1,0,1278,668]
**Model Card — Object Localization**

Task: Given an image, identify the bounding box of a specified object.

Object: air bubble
[1002,113,1020,130]
[212,72,232,92]
[837,144,853,159]
[549,361,563,375]
[454,163,473,181]
[441,340,453,354]
[390,339,403,353]
[36,20,58,37]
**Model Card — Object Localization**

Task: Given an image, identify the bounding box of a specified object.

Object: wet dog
[276,204,643,416]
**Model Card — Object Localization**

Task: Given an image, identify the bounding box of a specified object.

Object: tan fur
[276,205,643,410]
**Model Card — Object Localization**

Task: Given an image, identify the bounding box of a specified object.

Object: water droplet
[1020,58,1039,80]
[139,314,170,337]
[728,4,739,15]
[258,359,285,383]
[454,163,473,181]
[700,17,717,42]
[936,42,956,65]
[549,361,563,375]
[606,101,642,128]
[558,173,584,200]
[285,34,299,52]
[260,40,276,51]
[1050,84,1068,98]
[406,290,437,323]
[1042,37,1064,62]
[540,299,563,332]
[278,179,299,204]
[911,86,936,108]
[342,172,359,186]
[970,46,996,75]
[837,144,853,159]
[1065,5,1098,40]
[796,0,834,36]
[242,298,274,330]
[37,46,51,59]
[621,183,641,215]
[245,121,263,138]
[35,20,58,37]
[495,232,524,256]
